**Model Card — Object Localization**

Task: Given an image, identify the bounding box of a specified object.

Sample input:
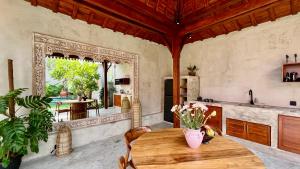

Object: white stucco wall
[181,13,300,108]
[0,0,172,115]
[0,0,172,160]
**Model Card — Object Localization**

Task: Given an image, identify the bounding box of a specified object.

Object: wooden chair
[87,99,100,117]
[118,156,127,169]
[55,102,70,122]
[124,126,152,168]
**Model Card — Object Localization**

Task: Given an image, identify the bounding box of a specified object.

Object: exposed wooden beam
[208,28,216,37]
[222,24,229,34]
[78,2,166,42]
[233,20,242,30]
[102,18,109,28]
[290,0,297,14]
[268,7,276,21]
[82,0,172,34]
[87,12,94,24]
[72,3,79,19]
[116,0,175,26]
[134,29,141,36]
[31,0,37,6]
[181,0,242,25]
[249,13,257,26]
[52,0,60,13]
[180,0,280,35]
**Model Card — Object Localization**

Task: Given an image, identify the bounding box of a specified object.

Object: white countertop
[190,100,300,113]
[189,100,300,148]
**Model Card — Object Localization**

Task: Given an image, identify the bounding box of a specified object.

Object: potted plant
[0,88,53,169]
[187,65,199,76]
[171,102,216,149]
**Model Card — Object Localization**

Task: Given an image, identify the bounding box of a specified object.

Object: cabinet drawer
[247,122,271,146]
[114,95,121,107]
[278,115,300,154]
[226,118,246,139]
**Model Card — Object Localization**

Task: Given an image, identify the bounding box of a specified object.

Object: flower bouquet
[171,103,216,148]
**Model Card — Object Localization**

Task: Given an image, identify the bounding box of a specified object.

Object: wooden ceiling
[27,0,300,46]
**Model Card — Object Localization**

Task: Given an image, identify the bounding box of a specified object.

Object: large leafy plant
[47,58,99,97]
[0,88,53,168]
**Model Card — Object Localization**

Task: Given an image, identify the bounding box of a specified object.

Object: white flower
[192,102,208,111]
[171,105,178,112]
[211,111,217,117]
[179,105,189,113]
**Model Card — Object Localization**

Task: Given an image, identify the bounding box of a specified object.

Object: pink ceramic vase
[183,128,205,149]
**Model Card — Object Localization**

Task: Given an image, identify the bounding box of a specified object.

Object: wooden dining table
[131,128,265,169]
[61,99,93,120]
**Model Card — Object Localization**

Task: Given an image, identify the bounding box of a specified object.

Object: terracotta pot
[60,89,68,97]
[183,128,205,149]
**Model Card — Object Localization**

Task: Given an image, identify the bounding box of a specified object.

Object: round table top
[131,128,265,169]
[61,99,93,104]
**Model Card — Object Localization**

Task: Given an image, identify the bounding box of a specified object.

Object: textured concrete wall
[0,0,172,160]
[0,0,172,116]
[181,13,300,108]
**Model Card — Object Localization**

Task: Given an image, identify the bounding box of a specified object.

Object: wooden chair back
[118,156,126,169]
[124,126,151,169]
[56,102,70,113]
[124,126,152,147]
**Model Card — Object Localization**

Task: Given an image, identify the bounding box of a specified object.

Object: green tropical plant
[47,58,100,98]
[0,88,53,168]
[45,84,64,97]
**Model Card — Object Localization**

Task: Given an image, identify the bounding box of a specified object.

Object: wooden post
[172,37,183,128]
[8,59,15,117]
[103,60,108,109]
[166,35,184,128]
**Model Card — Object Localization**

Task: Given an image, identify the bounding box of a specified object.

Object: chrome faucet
[249,89,254,105]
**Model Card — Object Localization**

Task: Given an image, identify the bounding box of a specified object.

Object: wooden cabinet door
[278,115,300,154]
[246,122,271,146]
[226,118,247,139]
[114,95,121,107]
[205,106,222,131]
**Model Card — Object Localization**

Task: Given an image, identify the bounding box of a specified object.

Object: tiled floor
[21,122,300,169]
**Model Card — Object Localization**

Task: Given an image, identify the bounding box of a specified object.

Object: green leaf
[16,96,52,109]
[5,88,27,99]
[2,157,10,168]
[0,88,53,160]
[0,96,8,114]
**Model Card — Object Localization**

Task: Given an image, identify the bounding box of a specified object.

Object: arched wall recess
[32,33,139,130]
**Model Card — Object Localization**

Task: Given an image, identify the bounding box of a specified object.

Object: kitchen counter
[190,100,300,148]
[191,100,300,113]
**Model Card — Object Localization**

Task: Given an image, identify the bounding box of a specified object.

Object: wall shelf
[282,62,300,82]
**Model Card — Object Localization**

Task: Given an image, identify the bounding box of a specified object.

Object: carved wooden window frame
[32,33,139,130]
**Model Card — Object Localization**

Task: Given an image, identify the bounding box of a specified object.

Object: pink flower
[192,102,208,111]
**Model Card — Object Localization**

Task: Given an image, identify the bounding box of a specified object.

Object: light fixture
[175,18,180,25]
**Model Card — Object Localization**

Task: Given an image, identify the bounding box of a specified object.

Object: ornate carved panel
[32,33,139,130]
